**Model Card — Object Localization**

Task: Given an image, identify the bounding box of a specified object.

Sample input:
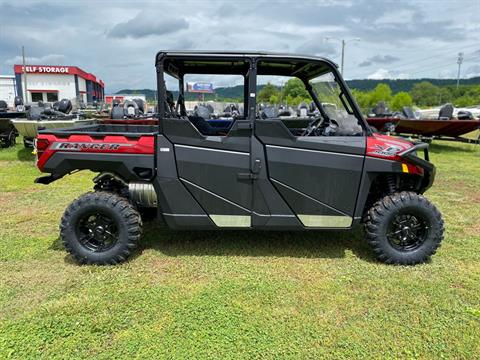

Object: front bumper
[399,143,436,192]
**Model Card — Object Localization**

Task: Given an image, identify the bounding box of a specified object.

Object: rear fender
[35,133,155,184]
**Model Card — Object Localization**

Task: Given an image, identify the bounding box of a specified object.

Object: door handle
[236,120,253,130]
[252,158,262,174]
[238,159,262,180]
[237,173,257,180]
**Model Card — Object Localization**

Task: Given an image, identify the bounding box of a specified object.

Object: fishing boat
[11,99,96,147]
[366,103,480,144]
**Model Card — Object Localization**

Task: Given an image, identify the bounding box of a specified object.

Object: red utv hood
[366,134,414,160]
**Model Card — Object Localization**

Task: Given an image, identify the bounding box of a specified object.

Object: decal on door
[297,215,352,228]
[209,215,251,227]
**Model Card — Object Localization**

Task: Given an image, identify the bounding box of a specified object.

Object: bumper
[399,143,436,192]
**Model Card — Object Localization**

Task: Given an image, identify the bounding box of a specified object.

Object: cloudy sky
[0,0,479,92]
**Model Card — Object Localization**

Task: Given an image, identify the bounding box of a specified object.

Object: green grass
[0,137,479,359]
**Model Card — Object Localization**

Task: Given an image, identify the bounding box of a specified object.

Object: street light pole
[324,37,360,77]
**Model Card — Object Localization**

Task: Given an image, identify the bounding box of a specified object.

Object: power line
[402,50,478,76]
[355,43,480,78]
[356,49,480,79]
[391,43,480,72]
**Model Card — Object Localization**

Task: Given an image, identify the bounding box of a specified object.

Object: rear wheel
[365,191,444,265]
[60,191,142,265]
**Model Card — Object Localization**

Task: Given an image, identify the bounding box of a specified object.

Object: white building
[0,75,17,108]
[14,65,104,105]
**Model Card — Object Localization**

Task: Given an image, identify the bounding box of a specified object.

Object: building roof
[13,65,104,87]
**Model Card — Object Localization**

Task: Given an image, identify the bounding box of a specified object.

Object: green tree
[351,89,371,113]
[411,82,441,107]
[368,84,393,108]
[390,91,413,111]
[437,87,452,105]
[285,94,295,106]
[258,83,279,103]
[454,95,476,107]
[292,95,305,106]
[282,78,310,100]
[269,94,279,104]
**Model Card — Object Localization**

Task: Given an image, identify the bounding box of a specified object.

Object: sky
[0,0,479,93]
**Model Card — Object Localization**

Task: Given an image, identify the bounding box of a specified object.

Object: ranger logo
[51,142,132,151]
[372,144,402,157]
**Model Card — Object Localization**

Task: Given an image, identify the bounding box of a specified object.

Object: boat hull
[367,117,480,137]
[11,118,97,138]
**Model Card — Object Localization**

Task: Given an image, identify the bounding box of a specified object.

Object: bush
[390,92,413,111]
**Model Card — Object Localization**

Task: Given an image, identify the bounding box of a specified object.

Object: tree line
[352,82,480,112]
[256,79,480,112]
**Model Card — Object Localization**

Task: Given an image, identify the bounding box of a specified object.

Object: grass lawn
[0,136,479,359]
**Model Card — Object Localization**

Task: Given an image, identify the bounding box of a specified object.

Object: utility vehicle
[35,51,444,265]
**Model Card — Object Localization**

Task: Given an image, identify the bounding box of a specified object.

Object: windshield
[309,71,363,135]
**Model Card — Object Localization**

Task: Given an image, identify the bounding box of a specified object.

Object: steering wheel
[301,115,339,136]
[301,114,327,136]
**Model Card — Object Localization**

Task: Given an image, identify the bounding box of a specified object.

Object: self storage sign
[20,66,70,74]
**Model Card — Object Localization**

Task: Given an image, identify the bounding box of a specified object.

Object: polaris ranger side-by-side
[35,51,444,265]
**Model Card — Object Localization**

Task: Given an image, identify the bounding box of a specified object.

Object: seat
[188,116,221,135]
[111,105,124,119]
[438,104,454,120]
[402,106,416,120]
[123,100,139,117]
[187,104,229,135]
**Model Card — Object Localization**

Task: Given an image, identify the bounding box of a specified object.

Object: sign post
[22,46,28,102]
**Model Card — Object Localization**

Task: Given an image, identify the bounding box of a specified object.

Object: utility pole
[22,46,28,102]
[456,52,464,89]
[324,37,360,77]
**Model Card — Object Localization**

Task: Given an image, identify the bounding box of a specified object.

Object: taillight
[35,138,50,158]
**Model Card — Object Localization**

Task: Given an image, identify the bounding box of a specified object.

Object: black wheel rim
[387,211,429,251]
[76,211,119,252]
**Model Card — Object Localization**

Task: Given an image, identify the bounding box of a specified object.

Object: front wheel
[364,191,444,265]
[60,191,142,265]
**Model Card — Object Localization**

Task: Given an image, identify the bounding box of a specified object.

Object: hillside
[347,77,480,93]
[116,77,480,101]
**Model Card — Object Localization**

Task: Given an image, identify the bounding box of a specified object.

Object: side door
[253,69,366,229]
[165,117,253,228]
[254,121,365,228]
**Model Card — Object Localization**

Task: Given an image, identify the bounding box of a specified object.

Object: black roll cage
[155,51,370,135]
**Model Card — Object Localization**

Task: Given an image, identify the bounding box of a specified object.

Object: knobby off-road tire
[365,191,444,265]
[60,191,142,265]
